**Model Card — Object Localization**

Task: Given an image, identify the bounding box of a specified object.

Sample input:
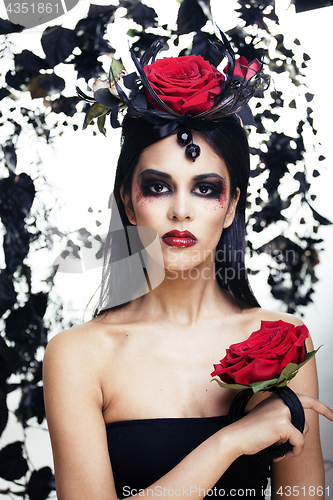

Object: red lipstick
[161,230,197,248]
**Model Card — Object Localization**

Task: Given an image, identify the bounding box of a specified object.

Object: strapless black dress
[106,416,271,499]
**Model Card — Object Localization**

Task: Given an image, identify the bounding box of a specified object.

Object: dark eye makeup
[139,173,172,197]
[192,179,225,199]
[138,171,226,200]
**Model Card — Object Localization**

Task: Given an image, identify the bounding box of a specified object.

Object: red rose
[225,56,261,81]
[211,320,308,386]
[143,55,225,115]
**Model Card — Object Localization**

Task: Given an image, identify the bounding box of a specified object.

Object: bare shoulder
[43,322,106,411]
[42,310,133,441]
[43,306,142,405]
[254,308,304,327]
[44,308,132,368]
[45,321,106,364]
[239,307,314,353]
[242,307,304,335]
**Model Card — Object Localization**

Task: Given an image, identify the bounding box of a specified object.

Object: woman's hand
[227,392,333,459]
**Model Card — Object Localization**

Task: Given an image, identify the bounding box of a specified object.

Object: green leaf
[82,102,109,130]
[126,29,141,38]
[109,58,126,85]
[210,378,250,390]
[97,114,107,136]
[276,362,300,382]
[275,347,321,385]
[250,378,279,393]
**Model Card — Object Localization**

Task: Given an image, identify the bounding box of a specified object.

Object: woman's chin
[164,263,214,280]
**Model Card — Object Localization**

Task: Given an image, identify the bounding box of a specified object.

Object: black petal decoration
[0,442,29,481]
[226,26,264,62]
[15,385,45,426]
[49,96,80,116]
[177,0,210,36]
[94,88,120,108]
[270,91,284,108]
[307,203,332,226]
[0,89,10,101]
[192,31,225,67]
[41,26,78,68]
[5,70,29,92]
[0,18,24,34]
[73,52,104,81]
[236,1,278,31]
[15,50,49,73]
[275,35,294,58]
[5,295,48,368]
[0,174,36,225]
[295,0,333,13]
[129,3,158,29]
[130,33,169,59]
[2,142,17,171]
[37,73,66,95]
[294,171,310,193]
[27,467,55,500]
[0,383,8,437]
[75,4,117,39]
[0,272,17,318]
[86,3,117,23]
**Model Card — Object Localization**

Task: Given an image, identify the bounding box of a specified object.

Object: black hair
[94,114,260,316]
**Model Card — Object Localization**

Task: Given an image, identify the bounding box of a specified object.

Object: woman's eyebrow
[192,173,224,181]
[139,169,224,181]
[139,169,172,180]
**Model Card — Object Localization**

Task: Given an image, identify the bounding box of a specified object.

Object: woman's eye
[193,185,213,195]
[139,179,171,197]
[150,182,169,193]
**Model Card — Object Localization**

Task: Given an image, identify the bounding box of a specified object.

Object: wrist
[216,424,243,462]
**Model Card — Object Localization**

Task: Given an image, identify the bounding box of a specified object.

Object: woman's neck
[136,261,239,326]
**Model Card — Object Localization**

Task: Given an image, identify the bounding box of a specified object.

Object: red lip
[162,230,197,248]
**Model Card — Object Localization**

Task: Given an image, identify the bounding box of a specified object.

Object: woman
[43,37,333,500]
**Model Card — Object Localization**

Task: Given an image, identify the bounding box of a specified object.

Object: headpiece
[77,28,270,161]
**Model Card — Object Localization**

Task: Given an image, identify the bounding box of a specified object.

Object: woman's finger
[271,395,332,461]
[297,394,333,421]
[286,426,306,457]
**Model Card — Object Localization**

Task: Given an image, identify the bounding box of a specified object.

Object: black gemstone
[185,143,201,162]
[177,128,192,146]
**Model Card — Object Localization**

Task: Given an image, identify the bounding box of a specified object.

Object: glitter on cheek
[135,184,144,204]
[133,179,148,205]
[218,185,228,209]
[202,186,228,211]
[134,184,155,206]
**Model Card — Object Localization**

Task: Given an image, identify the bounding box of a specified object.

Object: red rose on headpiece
[211,320,308,386]
[225,56,261,81]
[143,55,225,115]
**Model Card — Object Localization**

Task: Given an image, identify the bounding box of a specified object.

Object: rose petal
[144,54,224,115]
[212,320,308,385]
[92,78,110,92]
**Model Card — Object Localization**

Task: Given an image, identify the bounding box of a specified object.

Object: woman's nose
[167,191,194,221]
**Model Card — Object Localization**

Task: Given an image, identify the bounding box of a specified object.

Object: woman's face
[122,133,239,273]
